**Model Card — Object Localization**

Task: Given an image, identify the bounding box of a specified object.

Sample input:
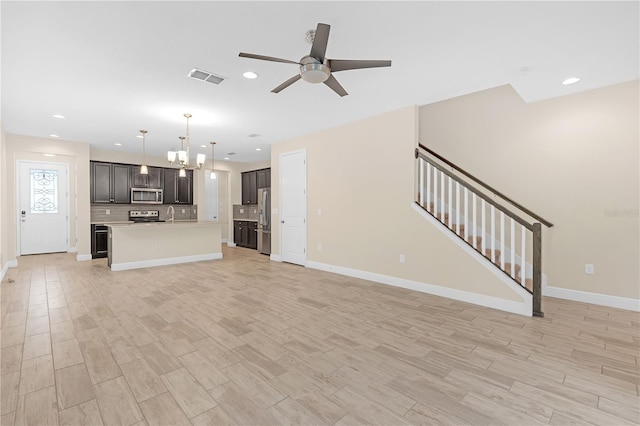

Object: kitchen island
[107,221,222,271]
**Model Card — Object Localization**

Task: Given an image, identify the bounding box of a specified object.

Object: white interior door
[18,161,68,255]
[280,150,307,265]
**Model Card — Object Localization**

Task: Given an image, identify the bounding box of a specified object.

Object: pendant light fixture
[169,113,206,170]
[209,141,216,179]
[177,136,187,178]
[139,130,149,175]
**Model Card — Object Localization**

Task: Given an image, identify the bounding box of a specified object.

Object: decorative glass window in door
[30,169,58,213]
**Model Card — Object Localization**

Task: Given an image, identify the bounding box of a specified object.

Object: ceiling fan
[239,23,391,97]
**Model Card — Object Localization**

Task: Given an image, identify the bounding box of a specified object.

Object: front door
[280,150,307,265]
[18,161,69,255]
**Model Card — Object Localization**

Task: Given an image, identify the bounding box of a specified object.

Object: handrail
[417,151,533,231]
[417,144,553,227]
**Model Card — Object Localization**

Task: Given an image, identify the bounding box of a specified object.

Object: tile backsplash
[233,204,259,221]
[91,204,198,223]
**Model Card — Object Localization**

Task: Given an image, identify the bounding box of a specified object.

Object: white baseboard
[110,253,223,272]
[306,260,532,316]
[68,247,78,253]
[76,254,92,262]
[270,254,282,262]
[1,260,18,283]
[226,242,237,247]
[544,285,640,312]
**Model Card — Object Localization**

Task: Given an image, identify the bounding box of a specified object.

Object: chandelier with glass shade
[167,113,206,177]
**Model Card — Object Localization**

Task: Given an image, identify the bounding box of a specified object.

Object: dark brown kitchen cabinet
[163,168,193,204]
[91,161,130,203]
[241,171,258,205]
[234,220,257,249]
[91,224,108,259]
[257,168,271,189]
[131,166,163,188]
[242,168,270,205]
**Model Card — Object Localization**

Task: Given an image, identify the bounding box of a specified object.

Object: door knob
[281,220,285,224]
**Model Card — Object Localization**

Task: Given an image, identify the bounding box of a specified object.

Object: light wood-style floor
[1,246,638,426]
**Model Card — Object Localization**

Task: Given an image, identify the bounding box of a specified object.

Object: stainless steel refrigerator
[257,188,271,255]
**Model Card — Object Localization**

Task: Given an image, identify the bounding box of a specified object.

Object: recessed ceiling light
[43,153,56,157]
[256,148,262,151]
[562,77,581,85]
[200,144,207,148]
[52,114,66,119]
[114,143,122,146]
[136,135,143,139]
[224,157,230,160]
[49,134,59,138]
[243,71,258,79]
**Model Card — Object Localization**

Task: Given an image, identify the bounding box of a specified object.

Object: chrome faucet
[166,206,175,223]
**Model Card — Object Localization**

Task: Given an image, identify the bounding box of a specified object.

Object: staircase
[415,145,553,317]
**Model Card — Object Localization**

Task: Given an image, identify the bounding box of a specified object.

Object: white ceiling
[2,1,638,163]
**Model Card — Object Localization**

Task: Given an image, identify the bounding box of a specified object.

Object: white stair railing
[416,146,546,317]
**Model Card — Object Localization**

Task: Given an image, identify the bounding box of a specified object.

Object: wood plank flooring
[1,247,638,425]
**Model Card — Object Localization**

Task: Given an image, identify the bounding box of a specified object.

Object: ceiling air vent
[188,68,225,85]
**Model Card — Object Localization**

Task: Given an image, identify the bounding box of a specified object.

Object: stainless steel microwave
[131,188,163,204]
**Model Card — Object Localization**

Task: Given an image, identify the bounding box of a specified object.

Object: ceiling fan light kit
[300,61,330,84]
[239,23,391,97]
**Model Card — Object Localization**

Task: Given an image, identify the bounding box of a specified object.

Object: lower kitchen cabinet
[233,220,257,249]
[91,224,108,259]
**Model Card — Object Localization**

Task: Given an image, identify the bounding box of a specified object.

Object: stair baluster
[415,145,552,317]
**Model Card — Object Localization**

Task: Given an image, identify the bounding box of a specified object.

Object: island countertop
[107,221,222,271]
[106,220,208,227]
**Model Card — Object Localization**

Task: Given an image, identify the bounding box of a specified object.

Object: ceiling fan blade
[239,52,300,65]
[309,23,331,62]
[323,74,348,97]
[328,59,392,72]
[272,74,302,93]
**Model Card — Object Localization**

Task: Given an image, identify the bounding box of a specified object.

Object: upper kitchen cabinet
[91,161,131,203]
[242,168,270,205]
[131,166,163,189]
[241,171,258,205]
[257,168,271,189]
[163,168,193,204]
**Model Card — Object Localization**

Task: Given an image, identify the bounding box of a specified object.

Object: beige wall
[419,81,639,300]
[1,124,8,273]
[5,134,91,260]
[271,106,524,303]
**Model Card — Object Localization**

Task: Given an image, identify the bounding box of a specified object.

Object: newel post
[532,222,544,317]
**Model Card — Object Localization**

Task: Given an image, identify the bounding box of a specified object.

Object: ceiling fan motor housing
[299,55,330,83]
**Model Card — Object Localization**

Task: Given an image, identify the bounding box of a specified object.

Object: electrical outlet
[317,243,322,251]
[399,254,406,263]
[585,264,594,274]
[318,208,322,216]
[181,209,185,214]
[240,209,244,213]
[105,209,110,215]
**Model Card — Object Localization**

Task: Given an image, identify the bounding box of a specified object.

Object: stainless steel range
[128,210,163,223]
